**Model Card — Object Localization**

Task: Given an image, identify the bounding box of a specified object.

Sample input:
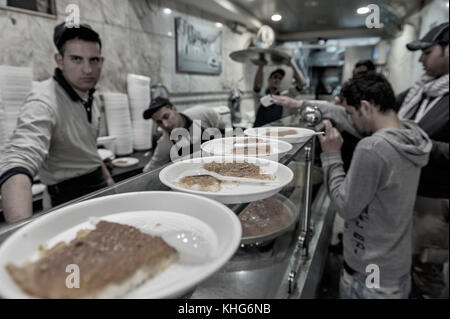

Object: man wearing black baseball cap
[0,22,114,223]
[397,22,449,299]
[142,97,224,172]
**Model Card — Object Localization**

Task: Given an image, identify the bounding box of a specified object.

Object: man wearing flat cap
[0,22,114,223]
[397,22,449,299]
[142,97,224,172]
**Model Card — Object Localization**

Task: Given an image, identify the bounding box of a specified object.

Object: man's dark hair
[54,23,102,55]
[354,60,376,72]
[269,69,285,79]
[59,32,102,55]
[342,72,396,113]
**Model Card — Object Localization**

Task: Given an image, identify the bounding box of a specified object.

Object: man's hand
[271,95,303,109]
[101,162,115,187]
[318,120,343,152]
[106,177,115,187]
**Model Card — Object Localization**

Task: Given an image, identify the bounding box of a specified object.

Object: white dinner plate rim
[0,191,242,299]
[159,155,294,200]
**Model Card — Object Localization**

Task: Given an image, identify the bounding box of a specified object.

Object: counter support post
[288,137,315,294]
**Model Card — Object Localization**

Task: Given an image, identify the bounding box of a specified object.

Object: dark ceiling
[176,0,424,40]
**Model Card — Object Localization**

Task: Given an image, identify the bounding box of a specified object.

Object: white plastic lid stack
[102,92,133,156]
[0,66,33,150]
[127,74,152,151]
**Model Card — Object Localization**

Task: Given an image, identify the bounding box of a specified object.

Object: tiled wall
[0,0,259,113]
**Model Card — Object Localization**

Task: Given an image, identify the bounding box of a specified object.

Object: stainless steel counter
[0,114,335,299]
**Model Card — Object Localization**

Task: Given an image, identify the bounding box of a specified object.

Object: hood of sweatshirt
[373,120,432,168]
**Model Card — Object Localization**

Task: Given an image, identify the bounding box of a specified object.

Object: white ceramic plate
[244,126,315,144]
[159,156,294,204]
[112,157,139,167]
[0,192,242,299]
[201,137,292,162]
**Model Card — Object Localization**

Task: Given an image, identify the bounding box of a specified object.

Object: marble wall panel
[128,0,175,37]
[1,0,256,99]
[128,30,163,84]
[100,0,128,28]
[157,34,176,90]
[27,15,60,81]
[98,24,130,92]
[77,0,103,24]
[0,10,32,67]
[56,0,80,16]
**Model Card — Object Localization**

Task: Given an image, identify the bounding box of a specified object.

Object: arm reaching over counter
[270,95,362,139]
[1,175,33,224]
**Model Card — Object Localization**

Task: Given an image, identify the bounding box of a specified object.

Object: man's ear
[54,53,63,69]
[360,100,373,115]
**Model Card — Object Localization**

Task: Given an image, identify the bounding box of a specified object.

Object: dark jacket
[397,91,449,198]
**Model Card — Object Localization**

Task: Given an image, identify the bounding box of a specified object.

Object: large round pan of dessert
[238,193,299,245]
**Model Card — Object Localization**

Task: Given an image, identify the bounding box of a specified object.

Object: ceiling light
[357,7,370,14]
[271,14,282,22]
[215,22,223,28]
[304,0,319,7]
[163,8,172,14]
[446,2,449,8]
[168,32,173,37]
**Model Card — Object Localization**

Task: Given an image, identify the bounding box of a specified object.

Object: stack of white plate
[102,93,133,156]
[127,74,152,151]
[0,66,33,151]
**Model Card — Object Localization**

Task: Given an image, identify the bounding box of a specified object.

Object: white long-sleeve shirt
[0,78,102,186]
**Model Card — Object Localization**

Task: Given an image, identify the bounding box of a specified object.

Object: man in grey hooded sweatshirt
[318,72,432,298]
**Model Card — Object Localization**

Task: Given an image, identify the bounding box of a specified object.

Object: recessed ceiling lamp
[215,22,223,28]
[271,14,282,22]
[446,1,449,8]
[357,6,370,14]
[304,0,319,7]
[163,8,172,14]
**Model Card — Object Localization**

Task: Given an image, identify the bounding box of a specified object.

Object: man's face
[152,106,182,133]
[344,103,370,136]
[55,39,103,92]
[419,44,449,77]
[268,73,284,90]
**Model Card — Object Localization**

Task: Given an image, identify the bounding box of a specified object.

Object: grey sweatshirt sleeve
[320,147,384,220]
[303,100,362,138]
[0,100,55,179]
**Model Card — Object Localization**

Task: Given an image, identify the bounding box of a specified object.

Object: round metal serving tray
[229,48,291,65]
[238,193,299,246]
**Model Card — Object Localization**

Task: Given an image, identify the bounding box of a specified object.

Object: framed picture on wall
[0,0,57,18]
[175,17,222,75]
